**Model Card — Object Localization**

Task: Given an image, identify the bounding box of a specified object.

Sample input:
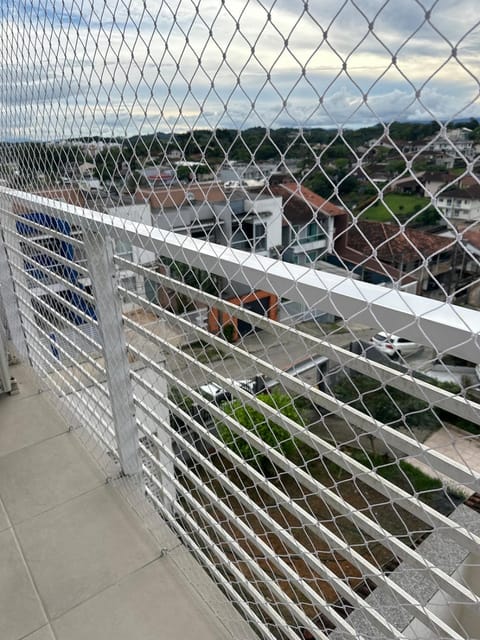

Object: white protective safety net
[0,1,480,639]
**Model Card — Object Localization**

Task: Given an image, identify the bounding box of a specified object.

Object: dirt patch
[176,449,449,632]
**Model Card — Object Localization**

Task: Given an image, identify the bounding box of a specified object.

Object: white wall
[109,204,156,266]
[244,195,283,249]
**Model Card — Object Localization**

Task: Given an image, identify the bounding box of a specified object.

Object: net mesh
[1,1,480,638]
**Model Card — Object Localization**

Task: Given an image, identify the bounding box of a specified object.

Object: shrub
[218,392,302,473]
[332,376,439,431]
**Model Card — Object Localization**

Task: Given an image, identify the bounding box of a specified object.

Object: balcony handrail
[2,187,480,639]
[2,187,480,362]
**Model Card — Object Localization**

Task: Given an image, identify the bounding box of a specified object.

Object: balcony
[1,189,480,639]
[0,360,252,640]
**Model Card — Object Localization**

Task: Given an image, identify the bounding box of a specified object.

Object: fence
[1,0,480,637]
[1,188,480,639]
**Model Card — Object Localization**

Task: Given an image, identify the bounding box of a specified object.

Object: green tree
[333,376,440,432]
[218,392,301,473]
[95,147,121,181]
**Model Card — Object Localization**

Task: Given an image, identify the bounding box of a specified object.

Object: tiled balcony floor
[0,362,254,640]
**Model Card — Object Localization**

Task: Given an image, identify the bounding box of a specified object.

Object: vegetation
[430,379,480,436]
[358,193,437,224]
[222,323,236,343]
[332,375,440,433]
[218,392,302,473]
[344,449,460,509]
[4,118,476,195]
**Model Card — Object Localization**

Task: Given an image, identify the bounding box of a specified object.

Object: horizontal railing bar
[129,342,480,558]
[3,189,480,362]
[123,308,479,491]
[144,484,297,640]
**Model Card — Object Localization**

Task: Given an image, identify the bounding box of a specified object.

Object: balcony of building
[1,188,480,639]
[0,358,254,640]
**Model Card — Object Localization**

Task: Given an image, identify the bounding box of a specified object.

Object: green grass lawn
[359,193,431,222]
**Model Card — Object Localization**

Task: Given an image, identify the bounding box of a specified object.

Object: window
[115,239,133,260]
[254,223,267,250]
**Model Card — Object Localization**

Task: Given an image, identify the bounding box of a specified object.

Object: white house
[436,185,480,222]
[145,183,283,257]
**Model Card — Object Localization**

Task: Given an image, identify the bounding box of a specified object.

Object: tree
[333,376,440,432]
[95,147,122,182]
[218,392,301,473]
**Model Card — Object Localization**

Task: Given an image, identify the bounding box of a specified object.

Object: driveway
[405,424,480,497]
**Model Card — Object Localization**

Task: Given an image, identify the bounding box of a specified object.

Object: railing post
[0,211,30,363]
[83,229,140,477]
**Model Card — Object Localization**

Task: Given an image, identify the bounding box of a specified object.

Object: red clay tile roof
[346,221,452,263]
[337,246,417,284]
[422,171,456,184]
[270,182,344,224]
[35,188,87,208]
[137,183,227,209]
[462,229,480,249]
[439,184,480,200]
[460,175,480,188]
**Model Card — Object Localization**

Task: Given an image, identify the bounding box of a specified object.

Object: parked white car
[197,378,258,404]
[370,333,421,358]
[197,382,232,404]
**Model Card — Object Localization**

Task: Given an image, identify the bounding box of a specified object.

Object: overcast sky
[0,0,479,140]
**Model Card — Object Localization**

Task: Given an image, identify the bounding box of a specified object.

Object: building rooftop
[439,184,480,200]
[137,182,227,209]
[271,182,344,223]
[347,220,452,263]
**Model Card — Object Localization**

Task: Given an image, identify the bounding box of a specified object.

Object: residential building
[389,172,425,194]
[269,180,343,266]
[138,165,177,187]
[422,171,457,196]
[141,182,283,257]
[332,218,471,297]
[217,159,299,184]
[438,226,480,306]
[436,184,480,222]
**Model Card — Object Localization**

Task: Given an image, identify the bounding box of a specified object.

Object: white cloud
[0,0,479,139]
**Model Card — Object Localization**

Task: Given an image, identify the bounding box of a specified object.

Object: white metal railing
[1,188,480,639]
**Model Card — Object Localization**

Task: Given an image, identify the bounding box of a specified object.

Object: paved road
[166,321,375,390]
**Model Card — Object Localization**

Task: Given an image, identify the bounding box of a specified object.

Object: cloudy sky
[0,0,479,140]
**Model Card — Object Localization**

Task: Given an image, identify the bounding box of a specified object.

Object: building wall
[437,197,480,222]
[244,195,283,250]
